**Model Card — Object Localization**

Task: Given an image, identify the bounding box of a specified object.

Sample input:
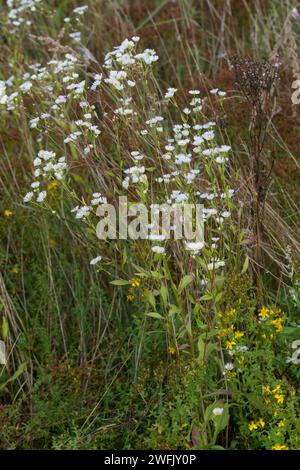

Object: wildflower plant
[1,0,300,451]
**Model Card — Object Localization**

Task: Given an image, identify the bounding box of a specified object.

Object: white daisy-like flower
[212,407,224,416]
[90,256,102,265]
[151,246,165,254]
[37,191,47,203]
[23,191,34,203]
[185,241,204,251]
[165,87,177,99]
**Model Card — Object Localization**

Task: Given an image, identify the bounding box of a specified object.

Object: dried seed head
[231,56,280,107]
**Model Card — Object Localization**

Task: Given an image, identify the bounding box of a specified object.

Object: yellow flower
[4,209,13,217]
[225,340,236,350]
[262,385,271,394]
[274,394,284,404]
[277,420,285,428]
[127,294,134,301]
[168,346,176,355]
[228,308,236,317]
[249,422,258,431]
[11,265,19,274]
[258,418,265,428]
[130,278,141,288]
[259,306,269,319]
[47,180,59,191]
[219,327,232,338]
[271,318,284,333]
[234,331,244,339]
[271,444,288,450]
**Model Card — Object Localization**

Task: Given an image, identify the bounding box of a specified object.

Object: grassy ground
[1,0,300,450]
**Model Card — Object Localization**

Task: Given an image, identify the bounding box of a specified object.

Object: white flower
[212,407,224,416]
[90,255,102,265]
[216,156,227,164]
[30,117,40,128]
[38,150,56,161]
[74,206,90,219]
[0,81,8,105]
[19,81,32,93]
[73,5,88,15]
[151,246,165,254]
[91,73,102,90]
[175,153,191,165]
[23,191,34,202]
[33,157,42,167]
[202,130,214,141]
[37,190,47,203]
[165,87,177,99]
[223,362,234,374]
[165,145,175,152]
[69,32,81,42]
[185,241,204,251]
[135,49,159,65]
[55,95,67,104]
[177,139,190,147]
[207,259,225,270]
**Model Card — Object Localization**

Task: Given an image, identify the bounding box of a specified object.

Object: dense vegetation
[1,0,300,450]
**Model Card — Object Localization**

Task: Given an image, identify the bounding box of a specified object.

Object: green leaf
[2,317,8,341]
[198,337,205,361]
[213,407,229,434]
[169,304,180,316]
[0,362,27,391]
[200,294,213,301]
[215,292,223,303]
[178,275,194,295]
[146,312,163,319]
[147,292,156,309]
[160,285,168,307]
[241,256,249,274]
[150,270,163,280]
[110,279,130,286]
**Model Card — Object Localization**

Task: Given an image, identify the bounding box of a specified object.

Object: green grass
[1,0,300,450]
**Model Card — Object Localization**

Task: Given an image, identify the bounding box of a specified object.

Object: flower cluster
[6,0,42,32]
[23,150,67,203]
[258,306,286,335]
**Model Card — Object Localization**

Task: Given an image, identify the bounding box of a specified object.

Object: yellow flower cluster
[127,277,142,301]
[248,418,265,431]
[258,306,285,333]
[130,277,141,288]
[271,444,288,450]
[217,309,246,353]
[262,384,285,405]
